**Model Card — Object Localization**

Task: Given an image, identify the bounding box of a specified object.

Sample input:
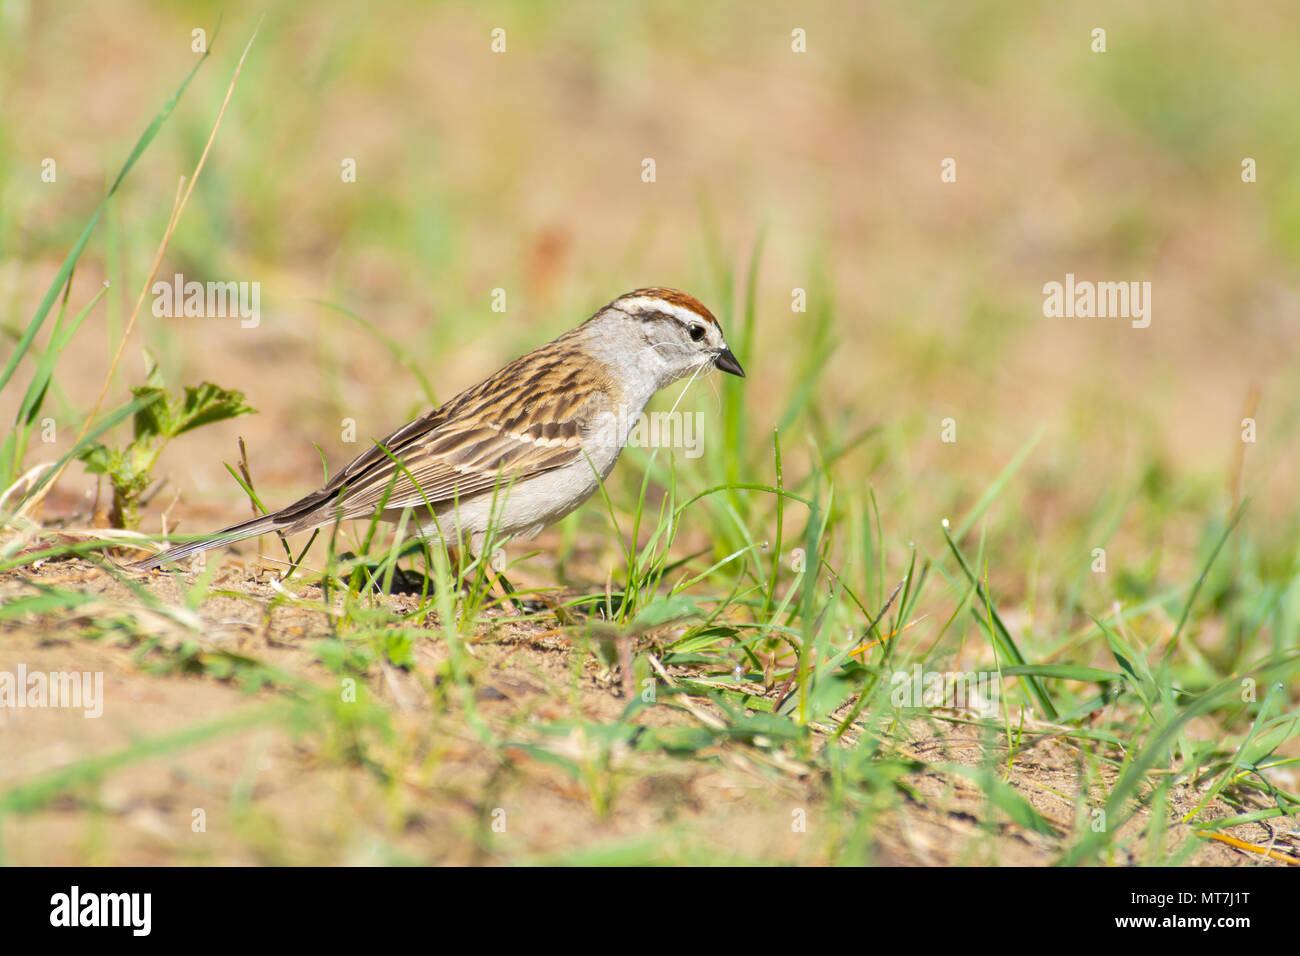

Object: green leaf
[175,382,256,435]
[129,384,173,440]
[629,593,699,632]
[74,442,114,475]
[0,588,98,620]
[17,392,161,510]
[666,626,739,655]
[384,632,415,670]
[634,726,720,755]
[1239,713,1300,768]
[1095,616,1156,711]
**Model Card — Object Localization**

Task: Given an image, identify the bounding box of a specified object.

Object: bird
[134,287,745,571]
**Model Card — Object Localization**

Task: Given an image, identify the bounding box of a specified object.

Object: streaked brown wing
[274,349,610,530]
[338,415,587,516]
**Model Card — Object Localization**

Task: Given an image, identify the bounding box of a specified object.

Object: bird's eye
[688,324,705,342]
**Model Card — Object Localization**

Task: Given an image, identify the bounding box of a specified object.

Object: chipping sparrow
[135,287,745,571]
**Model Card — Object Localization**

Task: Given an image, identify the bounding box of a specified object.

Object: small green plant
[76,352,255,528]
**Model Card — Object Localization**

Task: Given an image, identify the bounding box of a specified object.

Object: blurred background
[2,0,1299,612]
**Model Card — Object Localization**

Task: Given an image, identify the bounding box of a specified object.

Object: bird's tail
[132,512,291,571]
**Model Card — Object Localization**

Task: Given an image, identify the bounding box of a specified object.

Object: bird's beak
[714,347,746,378]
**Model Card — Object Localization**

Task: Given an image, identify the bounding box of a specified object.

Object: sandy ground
[1,556,1289,865]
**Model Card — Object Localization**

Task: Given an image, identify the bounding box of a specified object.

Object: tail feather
[132,513,289,571]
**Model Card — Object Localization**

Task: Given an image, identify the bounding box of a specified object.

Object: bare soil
[1,556,1289,865]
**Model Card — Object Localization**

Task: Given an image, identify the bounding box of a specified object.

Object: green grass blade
[0,36,214,395]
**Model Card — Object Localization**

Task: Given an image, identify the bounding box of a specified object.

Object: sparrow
[135,287,745,571]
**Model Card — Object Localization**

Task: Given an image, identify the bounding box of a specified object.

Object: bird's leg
[447,541,517,616]
[481,549,521,615]
[489,563,521,615]
[452,543,519,615]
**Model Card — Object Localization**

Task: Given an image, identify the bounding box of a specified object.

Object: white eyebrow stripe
[619,297,710,327]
